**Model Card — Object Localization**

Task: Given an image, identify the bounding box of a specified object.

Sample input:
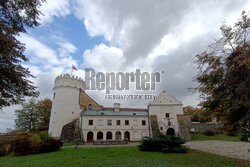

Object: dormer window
[88,104,92,110]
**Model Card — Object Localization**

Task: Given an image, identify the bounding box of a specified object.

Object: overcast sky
[0,0,249,132]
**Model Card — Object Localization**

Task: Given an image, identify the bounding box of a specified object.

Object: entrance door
[106,131,112,140]
[166,128,175,136]
[87,131,94,142]
[115,131,121,140]
[124,131,130,141]
[97,131,103,140]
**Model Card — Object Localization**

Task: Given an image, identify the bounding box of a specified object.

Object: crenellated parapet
[54,74,86,91]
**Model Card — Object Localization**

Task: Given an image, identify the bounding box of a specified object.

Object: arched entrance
[97,131,103,140]
[87,131,94,142]
[115,131,121,140]
[166,128,175,136]
[124,131,130,141]
[106,131,112,140]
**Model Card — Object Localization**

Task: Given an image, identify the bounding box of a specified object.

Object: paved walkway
[64,141,250,161]
[185,140,250,161]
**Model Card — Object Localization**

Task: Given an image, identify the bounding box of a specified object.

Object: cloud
[83,43,124,72]
[0,105,19,132]
[20,34,61,66]
[19,33,79,71]
[74,0,249,64]
[39,0,71,24]
[74,0,249,107]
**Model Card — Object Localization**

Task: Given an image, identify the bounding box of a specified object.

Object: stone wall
[150,115,159,137]
[177,115,191,141]
[60,119,83,143]
[191,122,220,133]
[79,90,102,110]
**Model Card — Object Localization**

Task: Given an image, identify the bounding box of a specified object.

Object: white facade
[148,91,183,135]
[81,115,149,141]
[48,74,86,137]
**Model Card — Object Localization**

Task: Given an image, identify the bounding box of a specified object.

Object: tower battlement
[54,74,85,91]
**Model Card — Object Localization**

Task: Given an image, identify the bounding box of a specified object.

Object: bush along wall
[138,133,187,153]
[12,132,62,156]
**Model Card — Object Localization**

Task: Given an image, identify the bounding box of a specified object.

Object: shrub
[13,133,33,155]
[39,131,52,141]
[199,117,207,123]
[0,144,7,157]
[138,133,187,153]
[202,129,215,136]
[38,139,62,153]
[12,132,62,155]
[226,130,236,136]
[30,134,41,151]
[239,130,249,141]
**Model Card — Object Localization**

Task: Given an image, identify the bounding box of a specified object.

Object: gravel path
[185,140,250,161]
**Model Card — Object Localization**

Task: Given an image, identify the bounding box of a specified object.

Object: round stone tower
[48,74,86,137]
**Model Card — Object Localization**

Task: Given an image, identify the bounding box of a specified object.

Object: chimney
[114,103,120,112]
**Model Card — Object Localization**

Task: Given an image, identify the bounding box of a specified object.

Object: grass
[0,147,248,167]
[191,134,241,142]
[62,142,75,146]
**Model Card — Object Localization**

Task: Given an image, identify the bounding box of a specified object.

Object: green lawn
[0,147,248,167]
[191,134,241,142]
[62,142,75,146]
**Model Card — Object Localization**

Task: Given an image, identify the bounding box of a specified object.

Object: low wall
[191,122,220,133]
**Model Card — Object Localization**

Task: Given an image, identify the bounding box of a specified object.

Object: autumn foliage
[194,11,249,132]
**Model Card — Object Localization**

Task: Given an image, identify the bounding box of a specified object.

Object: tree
[183,106,210,122]
[194,11,250,131]
[15,99,39,133]
[36,98,52,131]
[0,0,45,109]
[15,98,52,133]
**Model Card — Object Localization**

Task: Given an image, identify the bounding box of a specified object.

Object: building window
[160,127,163,131]
[125,120,129,125]
[107,120,112,126]
[88,120,93,125]
[116,120,121,125]
[53,92,56,99]
[165,113,169,118]
[142,120,146,126]
[88,104,92,110]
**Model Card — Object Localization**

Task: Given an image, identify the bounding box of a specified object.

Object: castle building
[48,74,190,142]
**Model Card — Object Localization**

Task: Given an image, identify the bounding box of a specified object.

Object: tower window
[89,120,93,125]
[125,120,129,125]
[88,104,92,110]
